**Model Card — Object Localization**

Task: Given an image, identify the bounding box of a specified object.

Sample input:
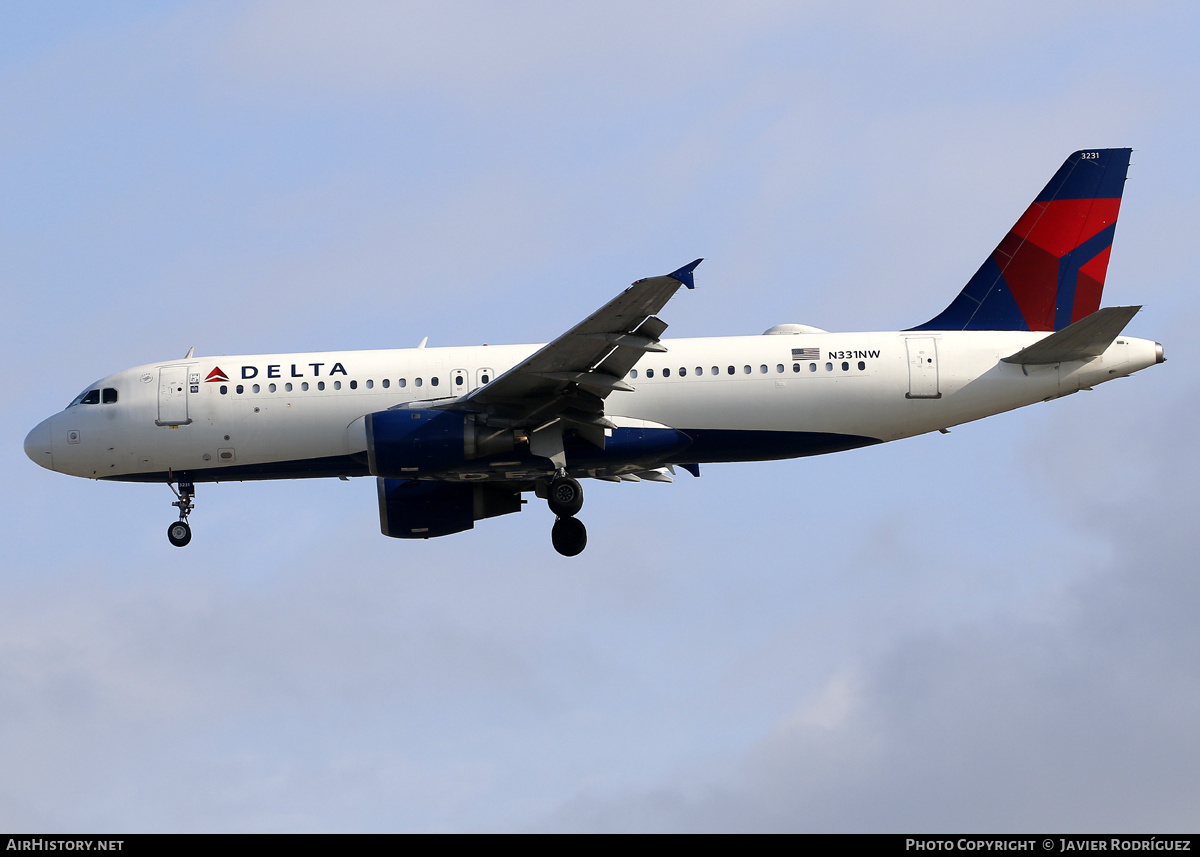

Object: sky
[2,0,1197,833]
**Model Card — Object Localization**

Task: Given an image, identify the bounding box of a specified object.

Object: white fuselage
[26,329,1162,483]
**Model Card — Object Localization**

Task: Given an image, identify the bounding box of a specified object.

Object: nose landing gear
[167,480,195,547]
[547,474,587,556]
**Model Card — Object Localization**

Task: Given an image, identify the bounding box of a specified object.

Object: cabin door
[157,365,193,426]
[904,337,941,399]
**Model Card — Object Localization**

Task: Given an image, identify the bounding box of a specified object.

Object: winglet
[668,258,704,290]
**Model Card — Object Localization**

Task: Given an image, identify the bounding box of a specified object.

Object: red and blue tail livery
[914,148,1132,332]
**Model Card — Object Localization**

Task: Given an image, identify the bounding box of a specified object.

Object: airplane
[24,148,1164,556]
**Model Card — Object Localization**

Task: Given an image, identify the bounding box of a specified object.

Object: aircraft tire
[547,476,584,517]
[551,517,587,557]
[167,520,192,548]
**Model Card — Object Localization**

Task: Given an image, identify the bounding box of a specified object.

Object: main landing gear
[547,475,587,557]
[167,480,195,548]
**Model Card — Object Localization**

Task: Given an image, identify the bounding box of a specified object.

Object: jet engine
[377,478,522,538]
[365,409,519,478]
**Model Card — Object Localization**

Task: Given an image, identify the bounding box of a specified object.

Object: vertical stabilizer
[912,148,1132,332]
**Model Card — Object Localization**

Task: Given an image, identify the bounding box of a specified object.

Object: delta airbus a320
[24,149,1163,556]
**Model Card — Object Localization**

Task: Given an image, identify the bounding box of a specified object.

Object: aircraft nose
[24,418,53,470]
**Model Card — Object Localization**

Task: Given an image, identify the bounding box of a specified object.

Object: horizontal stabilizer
[1002,305,1140,365]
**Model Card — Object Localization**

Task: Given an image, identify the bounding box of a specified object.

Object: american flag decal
[791,347,819,360]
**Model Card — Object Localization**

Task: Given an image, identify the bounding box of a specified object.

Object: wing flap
[532,370,636,393]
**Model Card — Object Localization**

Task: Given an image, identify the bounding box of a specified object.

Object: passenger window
[285,382,293,392]
[481,374,490,384]
[842,362,849,371]
[858,361,866,371]
[236,385,244,394]
[102,388,118,404]
[778,364,785,373]
[679,367,687,377]
[711,366,719,376]
[630,369,638,379]
[268,383,276,393]
[318,381,326,391]
[646,369,655,378]
[793,363,800,373]
[695,367,703,376]
[302,382,309,391]
[431,377,439,387]
[727,366,735,375]
[220,385,228,395]
[825,362,833,372]
[350,380,358,390]
[252,384,261,393]
[399,379,407,388]
[454,374,464,386]
[809,363,817,372]
[382,379,390,388]
[415,378,423,387]
[334,380,342,390]
[663,368,670,377]
[760,365,767,374]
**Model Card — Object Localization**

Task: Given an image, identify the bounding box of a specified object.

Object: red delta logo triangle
[205,367,229,383]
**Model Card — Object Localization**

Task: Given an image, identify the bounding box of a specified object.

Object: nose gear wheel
[167,520,192,547]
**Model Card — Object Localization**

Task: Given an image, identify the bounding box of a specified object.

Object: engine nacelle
[377,478,522,538]
[365,409,517,477]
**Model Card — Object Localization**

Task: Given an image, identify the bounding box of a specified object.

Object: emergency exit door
[451,368,469,396]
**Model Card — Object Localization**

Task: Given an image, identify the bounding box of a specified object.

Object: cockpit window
[102,388,118,404]
[68,388,101,407]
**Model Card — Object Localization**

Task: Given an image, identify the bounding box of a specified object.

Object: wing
[431,259,701,463]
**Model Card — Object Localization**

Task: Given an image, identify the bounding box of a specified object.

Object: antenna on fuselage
[417,337,428,348]
[183,346,194,359]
